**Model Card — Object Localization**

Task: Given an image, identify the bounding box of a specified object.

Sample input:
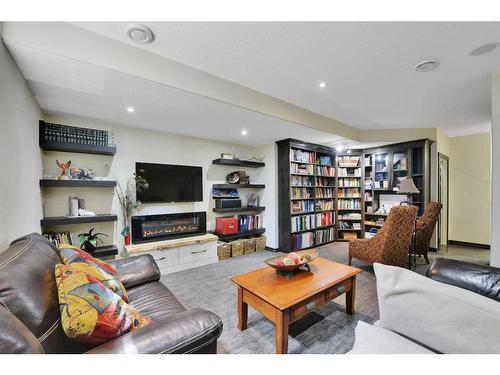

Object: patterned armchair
[349,205,418,268]
[415,202,442,264]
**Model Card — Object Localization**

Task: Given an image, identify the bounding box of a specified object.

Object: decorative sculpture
[56,160,71,180]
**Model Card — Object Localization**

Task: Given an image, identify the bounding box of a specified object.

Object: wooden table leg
[346,276,356,315]
[275,309,290,354]
[237,286,248,331]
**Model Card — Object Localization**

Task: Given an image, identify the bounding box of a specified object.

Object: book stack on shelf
[337,154,362,240]
[237,214,263,232]
[291,214,315,233]
[40,121,113,146]
[43,231,75,247]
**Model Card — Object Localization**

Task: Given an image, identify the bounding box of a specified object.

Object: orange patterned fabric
[349,205,418,268]
[415,202,442,262]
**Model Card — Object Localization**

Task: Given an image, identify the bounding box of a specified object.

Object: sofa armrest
[108,254,161,289]
[85,308,223,354]
[426,258,500,302]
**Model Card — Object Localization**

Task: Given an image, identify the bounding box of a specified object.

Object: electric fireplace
[131,212,206,244]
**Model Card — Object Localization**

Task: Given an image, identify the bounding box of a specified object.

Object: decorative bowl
[264,249,319,277]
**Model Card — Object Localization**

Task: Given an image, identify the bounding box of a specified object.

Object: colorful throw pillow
[65,262,128,302]
[59,245,118,276]
[55,263,151,345]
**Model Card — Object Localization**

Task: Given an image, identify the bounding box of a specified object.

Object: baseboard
[429,247,438,252]
[448,240,491,249]
[265,246,280,252]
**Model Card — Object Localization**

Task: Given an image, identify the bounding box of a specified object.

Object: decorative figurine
[56,160,71,180]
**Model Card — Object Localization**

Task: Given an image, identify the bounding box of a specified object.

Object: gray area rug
[160,242,482,354]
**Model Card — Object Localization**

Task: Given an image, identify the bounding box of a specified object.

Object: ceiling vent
[126,25,155,44]
[415,59,440,72]
[470,42,499,56]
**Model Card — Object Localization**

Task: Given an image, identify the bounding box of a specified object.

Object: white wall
[491,72,500,266]
[43,114,276,252]
[0,27,43,250]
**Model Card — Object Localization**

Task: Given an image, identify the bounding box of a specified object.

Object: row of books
[317,155,333,165]
[338,199,361,210]
[338,221,362,230]
[291,232,314,250]
[338,168,361,177]
[292,200,315,214]
[338,156,360,167]
[238,214,263,232]
[291,214,315,233]
[43,231,75,247]
[316,211,334,227]
[291,163,314,175]
[338,177,361,187]
[317,166,335,176]
[316,188,334,198]
[316,177,334,187]
[337,188,361,198]
[291,175,314,186]
[316,228,334,244]
[316,199,334,211]
[290,148,314,163]
[291,187,314,199]
[41,122,111,146]
[338,212,362,220]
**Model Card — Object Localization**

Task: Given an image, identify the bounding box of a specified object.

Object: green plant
[115,173,149,237]
[78,228,109,252]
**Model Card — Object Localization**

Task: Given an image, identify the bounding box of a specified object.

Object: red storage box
[216,217,239,235]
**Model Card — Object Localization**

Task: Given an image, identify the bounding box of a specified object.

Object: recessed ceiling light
[241,129,248,136]
[470,42,499,56]
[126,25,155,44]
[415,59,440,72]
[346,149,352,154]
[319,82,327,89]
[126,107,135,113]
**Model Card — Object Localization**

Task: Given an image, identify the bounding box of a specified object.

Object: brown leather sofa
[0,233,223,354]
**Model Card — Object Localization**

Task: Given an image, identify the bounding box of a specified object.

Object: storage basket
[255,235,266,251]
[231,240,245,257]
[217,241,231,260]
[244,238,257,254]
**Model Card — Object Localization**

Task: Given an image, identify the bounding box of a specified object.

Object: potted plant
[78,228,109,252]
[115,173,149,246]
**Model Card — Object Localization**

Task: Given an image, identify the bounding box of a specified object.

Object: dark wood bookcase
[277,139,336,252]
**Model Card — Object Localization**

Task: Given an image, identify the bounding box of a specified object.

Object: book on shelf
[315,187,334,198]
[291,214,315,232]
[41,122,111,146]
[292,231,314,250]
[338,177,361,187]
[316,155,332,165]
[291,187,314,199]
[43,231,77,247]
[315,227,334,244]
[339,212,362,220]
[291,163,314,175]
[316,177,334,187]
[237,214,263,232]
[290,148,314,163]
[316,165,335,176]
[338,199,361,210]
[337,155,360,167]
[337,188,361,198]
[291,175,314,186]
[338,168,361,177]
[315,199,334,211]
[316,211,334,227]
[291,200,315,214]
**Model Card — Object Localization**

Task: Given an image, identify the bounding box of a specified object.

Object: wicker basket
[255,235,266,251]
[231,240,245,257]
[244,238,257,254]
[217,241,231,260]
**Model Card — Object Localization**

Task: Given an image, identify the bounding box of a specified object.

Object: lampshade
[398,178,420,194]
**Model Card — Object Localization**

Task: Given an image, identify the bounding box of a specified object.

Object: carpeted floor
[160,242,487,354]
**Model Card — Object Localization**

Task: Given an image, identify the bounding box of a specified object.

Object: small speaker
[216,199,241,209]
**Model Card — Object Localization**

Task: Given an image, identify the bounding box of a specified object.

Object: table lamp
[398,177,419,205]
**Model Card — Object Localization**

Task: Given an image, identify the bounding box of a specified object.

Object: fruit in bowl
[264,249,319,276]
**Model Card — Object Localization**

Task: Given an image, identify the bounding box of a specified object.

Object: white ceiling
[73,22,499,136]
[4,41,344,146]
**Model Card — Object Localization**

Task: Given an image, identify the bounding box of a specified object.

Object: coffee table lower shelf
[236,274,357,354]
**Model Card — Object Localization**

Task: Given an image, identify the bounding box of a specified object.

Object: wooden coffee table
[231,257,362,354]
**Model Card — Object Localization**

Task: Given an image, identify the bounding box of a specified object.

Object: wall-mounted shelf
[212,183,265,189]
[40,179,117,188]
[216,228,266,241]
[212,158,265,168]
[40,140,116,156]
[213,207,265,213]
[41,214,117,227]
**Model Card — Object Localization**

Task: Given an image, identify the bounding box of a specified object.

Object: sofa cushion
[375,262,500,354]
[127,281,186,320]
[0,306,45,354]
[55,263,151,345]
[348,321,433,354]
[59,245,118,276]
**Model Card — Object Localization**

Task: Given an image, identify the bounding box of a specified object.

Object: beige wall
[0,27,43,250]
[449,132,491,245]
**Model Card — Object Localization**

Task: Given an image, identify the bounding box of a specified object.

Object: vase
[124,233,131,246]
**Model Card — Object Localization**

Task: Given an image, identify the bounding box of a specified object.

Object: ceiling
[3,22,498,148]
[73,22,499,136]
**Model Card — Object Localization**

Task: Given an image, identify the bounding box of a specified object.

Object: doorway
[438,153,449,247]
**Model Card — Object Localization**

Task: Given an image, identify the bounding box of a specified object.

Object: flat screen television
[135,162,203,203]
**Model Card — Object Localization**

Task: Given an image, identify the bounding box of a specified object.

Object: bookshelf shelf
[216,228,266,241]
[213,206,265,213]
[212,183,265,189]
[41,214,117,227]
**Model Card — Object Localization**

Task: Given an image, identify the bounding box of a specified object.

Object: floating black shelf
[212,183,265,189]
[212,158,265,168]
[40,179,117,188]
[92,245,119,258]
[41,214,117,226]
[213,206,265,213]
[40,140,116,156]
[216,228,266,241]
